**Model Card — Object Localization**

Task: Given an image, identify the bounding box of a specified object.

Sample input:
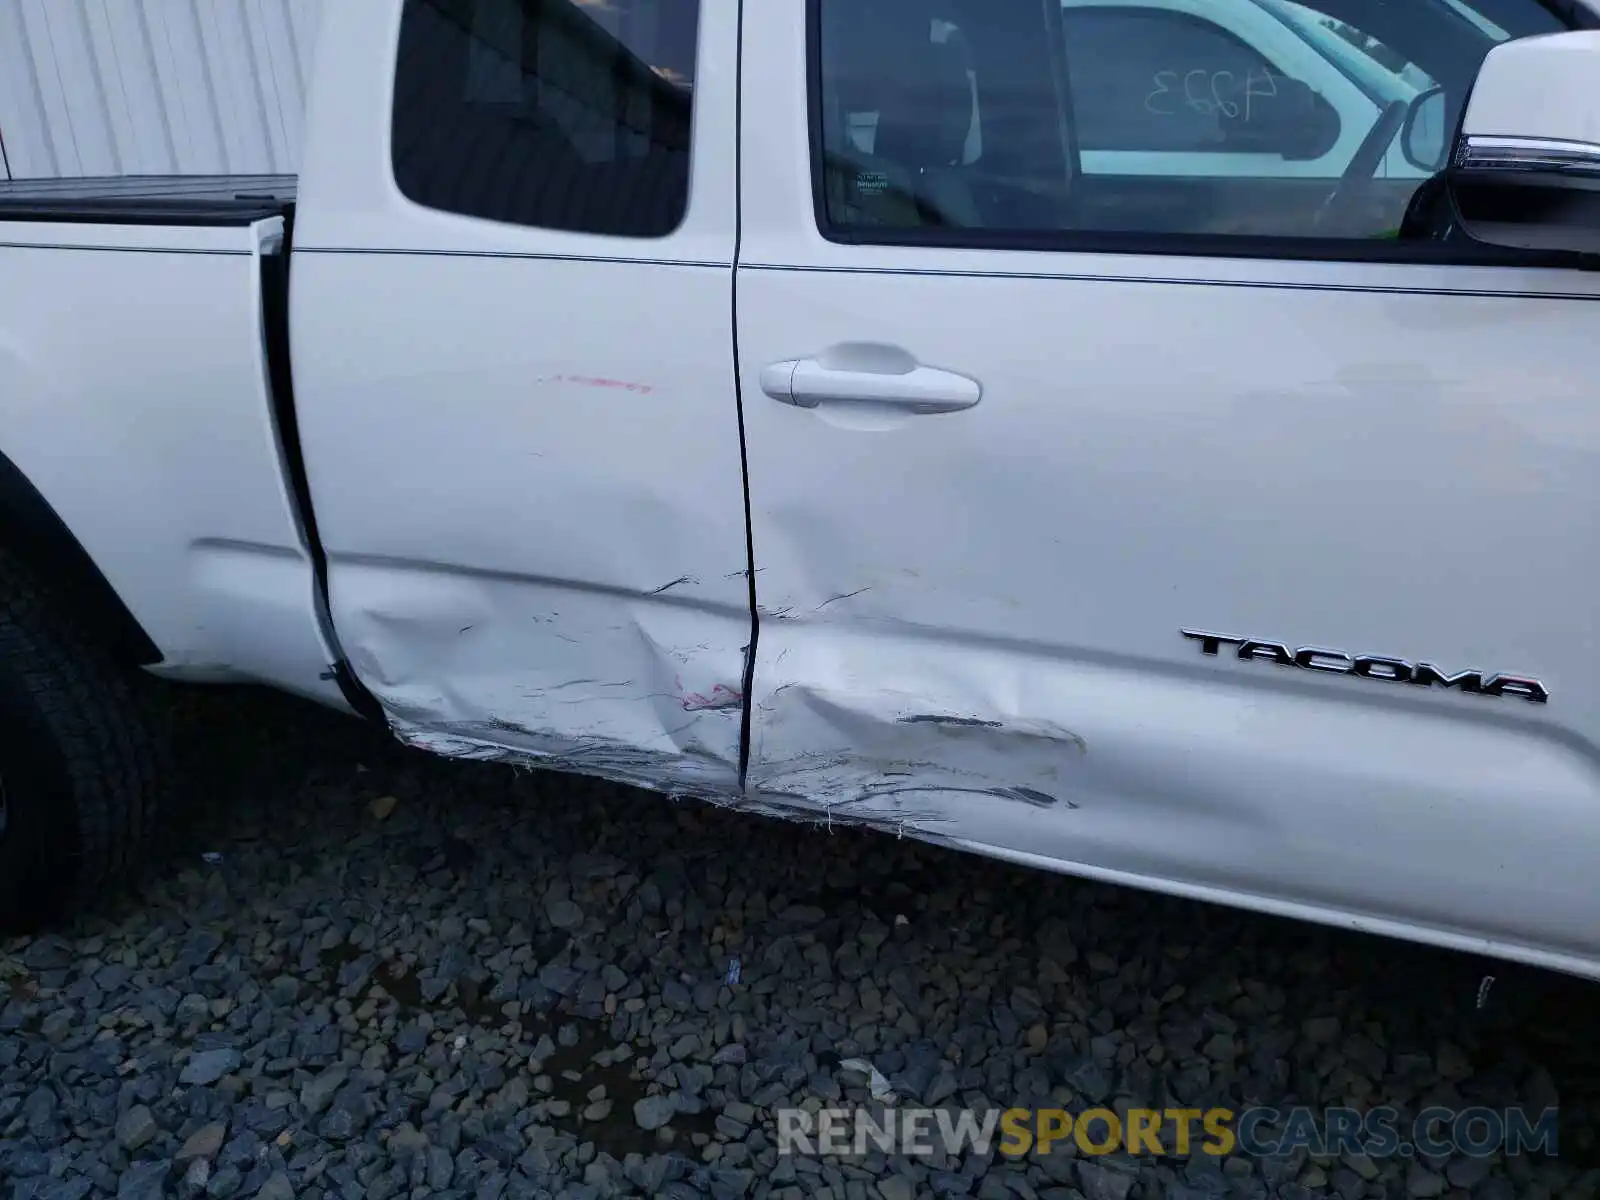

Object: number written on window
[1144,67,1277,120]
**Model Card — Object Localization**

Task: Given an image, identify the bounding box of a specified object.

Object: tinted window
[815,0,1073,233]
[813,0,1568,247]
[1062,10,1287,153]
[393,0,699,237]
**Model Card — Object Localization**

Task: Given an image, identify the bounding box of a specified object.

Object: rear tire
[0,548,166,932]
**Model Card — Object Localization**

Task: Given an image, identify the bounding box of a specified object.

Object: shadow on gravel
[156,685,721,1162]
[312,934,718,1162]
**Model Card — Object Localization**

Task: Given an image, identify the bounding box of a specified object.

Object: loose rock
[181,1048,241,1086]
[116,1105,159,1151]
[177,1123,228,1162]
[634,1094,679,1131]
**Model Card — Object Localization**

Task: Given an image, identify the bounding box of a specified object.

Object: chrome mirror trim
[1456,134,1600,176]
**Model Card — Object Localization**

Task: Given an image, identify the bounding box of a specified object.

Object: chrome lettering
[1181,631,1546,704]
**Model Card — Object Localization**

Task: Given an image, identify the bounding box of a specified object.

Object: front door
[735,0,1600,972]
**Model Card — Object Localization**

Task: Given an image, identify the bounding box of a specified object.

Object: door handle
[760,358,982,414]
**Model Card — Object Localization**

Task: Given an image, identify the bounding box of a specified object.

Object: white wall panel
[0,0,324,180]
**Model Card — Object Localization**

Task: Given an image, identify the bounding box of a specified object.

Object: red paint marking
[551,374,656,395]
[681,683,744,712]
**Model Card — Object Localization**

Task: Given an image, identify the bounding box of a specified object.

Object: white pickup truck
[3,0,1599,979]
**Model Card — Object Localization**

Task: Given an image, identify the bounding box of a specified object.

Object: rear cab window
[392,0,701,237]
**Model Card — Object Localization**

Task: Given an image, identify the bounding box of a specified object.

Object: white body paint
[288,0,750,795]
[0,214,342,706]
[737,8,1600,980]
[3,0,1600,979]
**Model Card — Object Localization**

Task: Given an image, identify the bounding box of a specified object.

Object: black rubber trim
[738,260,1600,300]
[809,222,1596,270]
[329,661,386,724]
[0,449,161,667]
[730,0,759,788]
[0,174,296,227]
[0,242,250,255]
[0,199,295,226]
[258,213,388,727]
[294,246,729,267]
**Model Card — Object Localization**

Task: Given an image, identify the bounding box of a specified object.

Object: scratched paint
[740,606,1600,986]
[681,683,743,712]
[745,664,1088,834]
[540,374,657,395]
[332,559,749,801]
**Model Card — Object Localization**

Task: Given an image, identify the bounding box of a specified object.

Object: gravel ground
[3,687,1599,1200]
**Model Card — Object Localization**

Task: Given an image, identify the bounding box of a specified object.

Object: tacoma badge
[1181,630,1548,704]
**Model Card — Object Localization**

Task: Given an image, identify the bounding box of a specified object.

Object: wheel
[0,548,167,932]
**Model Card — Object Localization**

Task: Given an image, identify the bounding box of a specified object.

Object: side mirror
[1215,74,1341,162]
[1400,85,1448,173]
[1446,32,1600,257]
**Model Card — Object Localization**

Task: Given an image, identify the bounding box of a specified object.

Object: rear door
[291,0,750,797]
[735,0,1600,972]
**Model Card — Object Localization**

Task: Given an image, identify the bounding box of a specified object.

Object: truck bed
[0,174,295,226]
[0,169,337,712]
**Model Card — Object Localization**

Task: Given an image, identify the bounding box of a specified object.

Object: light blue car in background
[849,0,1508,185]
[1057,0,1456,179]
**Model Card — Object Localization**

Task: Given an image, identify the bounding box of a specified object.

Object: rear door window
[392,0,701,237]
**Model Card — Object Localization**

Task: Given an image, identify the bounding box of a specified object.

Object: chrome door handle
[760,358,982,413]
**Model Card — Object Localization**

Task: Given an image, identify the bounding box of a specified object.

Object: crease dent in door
[736,615,1097,839]
[336,561,750,802]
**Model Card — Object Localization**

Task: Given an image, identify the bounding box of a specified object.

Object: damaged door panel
[289,240,754,797]
[742,622,1600,972]
[333,558,750,797]
[733,1,1600,979]
[290,0,750,800]
[733,260,1600,976]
